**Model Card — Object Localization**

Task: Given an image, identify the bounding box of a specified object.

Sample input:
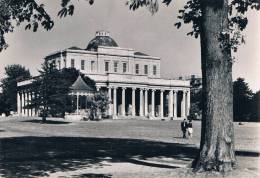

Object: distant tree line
[190,77,259,122]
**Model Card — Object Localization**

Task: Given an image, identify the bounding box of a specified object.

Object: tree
[0,0,53,51]
[233,78,254,121]
[251,90,260,122]
[88,91,109,120]
[1,64,31,115]
[124,0,260,173]
[29,62,96,121]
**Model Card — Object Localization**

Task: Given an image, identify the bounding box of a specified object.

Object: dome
[86,31,118,51]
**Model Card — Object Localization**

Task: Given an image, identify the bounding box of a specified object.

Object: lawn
[0,117,259,178]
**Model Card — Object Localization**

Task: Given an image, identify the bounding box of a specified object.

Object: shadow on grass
[0,137,258,178]
[21,120,71,125]
[0,137,197,178]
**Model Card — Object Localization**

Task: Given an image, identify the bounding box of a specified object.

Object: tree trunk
[193,0,236,172]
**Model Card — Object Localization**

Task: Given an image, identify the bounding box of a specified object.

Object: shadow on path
[0,137,258,178]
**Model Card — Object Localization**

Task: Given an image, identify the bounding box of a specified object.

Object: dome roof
[86,31,118,51]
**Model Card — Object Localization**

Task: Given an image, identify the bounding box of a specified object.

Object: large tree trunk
[193,0,236,172]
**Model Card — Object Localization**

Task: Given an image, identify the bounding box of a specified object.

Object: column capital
[160,89,165,92]
[151,89,156,92]
[122,87,127,90]
[173,90,179,93]
[132,87,136,90]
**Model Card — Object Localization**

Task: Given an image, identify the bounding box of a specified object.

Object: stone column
[108,87,112,117]
[173,90,177,118]
[21,92,25,116]
[28,92,32,116]
[139,89,144,117]
[17,92,21,115]
[181,90,186,118]
[25,92,28,116]
[97,86,100,92]
[151,89,155,117]
[169,90,173,118]
[31,92,35,116]
[132,88,136,116]
[144,89,148,117]
[122,87,126,116]
[187,90,190,116]
[160,90,164,118]
[113,87,117,117]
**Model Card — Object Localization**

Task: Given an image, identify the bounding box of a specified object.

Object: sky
[0,0,259,92]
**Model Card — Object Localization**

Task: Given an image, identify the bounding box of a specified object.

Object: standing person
[187,120,193,138]
[181,118,188,138]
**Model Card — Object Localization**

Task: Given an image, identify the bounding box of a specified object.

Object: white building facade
[17,31,190,119]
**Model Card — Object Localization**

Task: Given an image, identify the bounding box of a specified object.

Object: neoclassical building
[17,31,190,119]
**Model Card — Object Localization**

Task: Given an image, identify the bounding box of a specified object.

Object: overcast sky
[0,0,259,92]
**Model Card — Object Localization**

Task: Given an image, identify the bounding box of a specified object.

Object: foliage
[251,91,260,122]
[88,91,109,120]
[0,0,54,52]
[0,64,31,115]
[28,63,96,120]
[233,77,254,121]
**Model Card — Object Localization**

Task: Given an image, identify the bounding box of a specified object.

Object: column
[187,90,190,116]
[169,90,173,118]
[151,89,155,117]
[144,89,148,117]
[113,87,117,117]
[132,88,136,116]
[17,92,21,115]
[97,86,100,92]
[108,87,112,117]
[21,92,25,116]
[173,90,177,118]
[76,92,79,115]
[160,90,164,118]
[139,89,144,117]
[181,90,186,118]
[28,92,32,116]
[31,92,35,116]
[25,92,28,116]
[122,87,126,116]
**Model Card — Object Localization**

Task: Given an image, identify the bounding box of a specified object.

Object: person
[181,118,188,138]
[187,120,193,138]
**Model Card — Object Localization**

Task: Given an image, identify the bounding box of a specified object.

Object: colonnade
[106,87,190,119]
[17,91,37,116]
[17,87,190,119]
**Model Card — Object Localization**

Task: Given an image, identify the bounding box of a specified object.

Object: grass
[0,117,259,178]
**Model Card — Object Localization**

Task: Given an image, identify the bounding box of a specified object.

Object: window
[91,61,95,71]
[71,59,75,68]
[114,61,118,72]
[135,64,139,74]
[81,60,85,70]
[123,62,127,73]
[144,65,148,75]
[153,65,157,75]
[105,61,109,72]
